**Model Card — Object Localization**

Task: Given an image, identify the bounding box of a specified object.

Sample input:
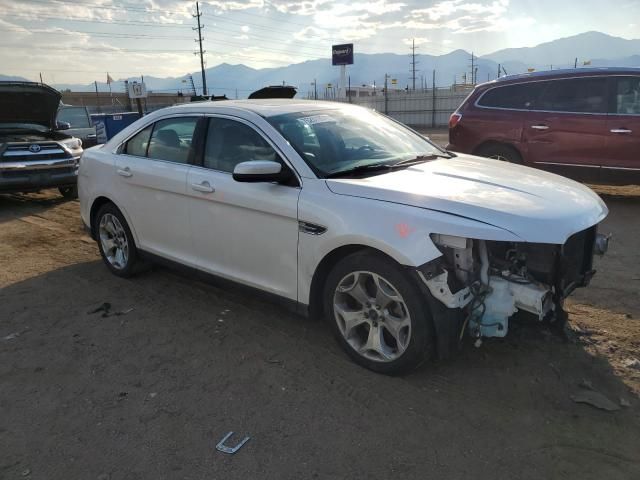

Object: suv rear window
[536,77,607,113]
[58,107,91,128]
[477,83,538,109]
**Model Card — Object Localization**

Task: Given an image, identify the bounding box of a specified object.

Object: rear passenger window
[478,84,538,109]
[147,117,198,164]
[615,77,640,114]
[124,125,153,156]
[536,77,607,113]
[204,118,280,173]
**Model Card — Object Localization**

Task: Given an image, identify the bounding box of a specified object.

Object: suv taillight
[449,113,462,129]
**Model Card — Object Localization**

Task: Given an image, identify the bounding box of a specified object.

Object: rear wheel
[476,144,522,164]
[59,186,78,199]
[324,251,435,375]
[95,203,140,278]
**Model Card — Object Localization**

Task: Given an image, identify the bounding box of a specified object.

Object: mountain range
[1,31,638,97]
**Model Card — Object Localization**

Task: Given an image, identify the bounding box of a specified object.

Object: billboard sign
[332,43,354,66]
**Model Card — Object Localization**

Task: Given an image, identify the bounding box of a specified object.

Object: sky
[0,0,638,84]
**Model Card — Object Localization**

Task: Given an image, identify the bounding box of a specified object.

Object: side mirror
[56,121,71,130]
[233,160,290,183]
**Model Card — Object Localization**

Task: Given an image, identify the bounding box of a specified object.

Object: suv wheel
[95,203,140,278]
[476,144,522,164]
[324,251,435,375]
[59,186,78,199]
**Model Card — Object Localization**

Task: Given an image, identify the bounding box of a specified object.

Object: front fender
[297,182,521,305]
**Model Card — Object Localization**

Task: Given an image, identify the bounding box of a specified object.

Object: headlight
[61,138,82,150]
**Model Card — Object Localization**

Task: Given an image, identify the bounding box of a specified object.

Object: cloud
[293,26,330,41]
[202,0,264,12]
[402,37,429,46]
[406,0,534,34]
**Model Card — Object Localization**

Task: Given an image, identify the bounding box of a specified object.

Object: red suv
[447,67,640,184]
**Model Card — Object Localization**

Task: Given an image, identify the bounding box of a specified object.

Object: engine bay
[421,228,605,339]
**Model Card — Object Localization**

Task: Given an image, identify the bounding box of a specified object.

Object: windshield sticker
[297,114,336,126]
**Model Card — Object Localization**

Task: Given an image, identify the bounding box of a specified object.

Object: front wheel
[324,251,435,375]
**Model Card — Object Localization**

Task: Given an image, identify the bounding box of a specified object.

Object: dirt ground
[1,179,639,479]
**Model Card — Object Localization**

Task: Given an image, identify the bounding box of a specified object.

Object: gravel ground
[1,184,639,480]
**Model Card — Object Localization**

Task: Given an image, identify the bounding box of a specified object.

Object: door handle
[117,167,132,177]
[530,125,549,130]
[191,181,215,193]
[610,128,632,134]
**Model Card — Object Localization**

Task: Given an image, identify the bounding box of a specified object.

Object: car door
[114,115,202,264]
[523,76,608,182]
[186,116,301,300]
[605,75,640,183]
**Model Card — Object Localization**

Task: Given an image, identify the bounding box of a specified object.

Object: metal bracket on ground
[216,431,250,454]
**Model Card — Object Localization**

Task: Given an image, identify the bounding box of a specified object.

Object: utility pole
[94,80,101,113]
[193,2,207,96]
[410,38,419,91]
[431,69,436,128]
[574,57,578,69]
[384,74,389,114]
[313,79,317,100]
[497,63,501,79]
[39,72,43,84]
[470,52,475,84]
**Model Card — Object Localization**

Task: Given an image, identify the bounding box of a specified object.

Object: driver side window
[204,118,280,173]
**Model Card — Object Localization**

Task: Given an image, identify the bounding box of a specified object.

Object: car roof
[479,66,640,88]
[161,99,355,118]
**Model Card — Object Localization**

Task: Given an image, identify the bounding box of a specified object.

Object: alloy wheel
[333,271,412,362]
[99,213,129,270]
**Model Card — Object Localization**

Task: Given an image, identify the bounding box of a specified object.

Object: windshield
[266,108,443,177]
[0,123,48,132]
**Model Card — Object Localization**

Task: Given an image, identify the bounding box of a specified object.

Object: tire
[95,202,140,278]
[323,251,435,375]
[59,186,78,199]
[476,143,522,164]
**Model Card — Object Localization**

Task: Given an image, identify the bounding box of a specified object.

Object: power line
[19,0,189,16]
[4,12,193,28]
[1,44,194,53]
[1,21,331,57]
[0,26,193,40]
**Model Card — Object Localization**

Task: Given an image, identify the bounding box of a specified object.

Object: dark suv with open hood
[0,82,83,197]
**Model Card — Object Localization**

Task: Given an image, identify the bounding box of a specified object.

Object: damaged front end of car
[418,229,609,343]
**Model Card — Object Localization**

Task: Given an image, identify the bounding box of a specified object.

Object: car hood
[0,82,61,129]
[325,154,608,244]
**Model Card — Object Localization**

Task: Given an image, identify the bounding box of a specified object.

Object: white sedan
[79,100,608,374]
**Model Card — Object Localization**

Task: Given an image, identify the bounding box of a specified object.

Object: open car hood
[0,82,61,129]
[326,154,608,244]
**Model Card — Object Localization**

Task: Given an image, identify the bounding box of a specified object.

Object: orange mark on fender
[395,223,414,238]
